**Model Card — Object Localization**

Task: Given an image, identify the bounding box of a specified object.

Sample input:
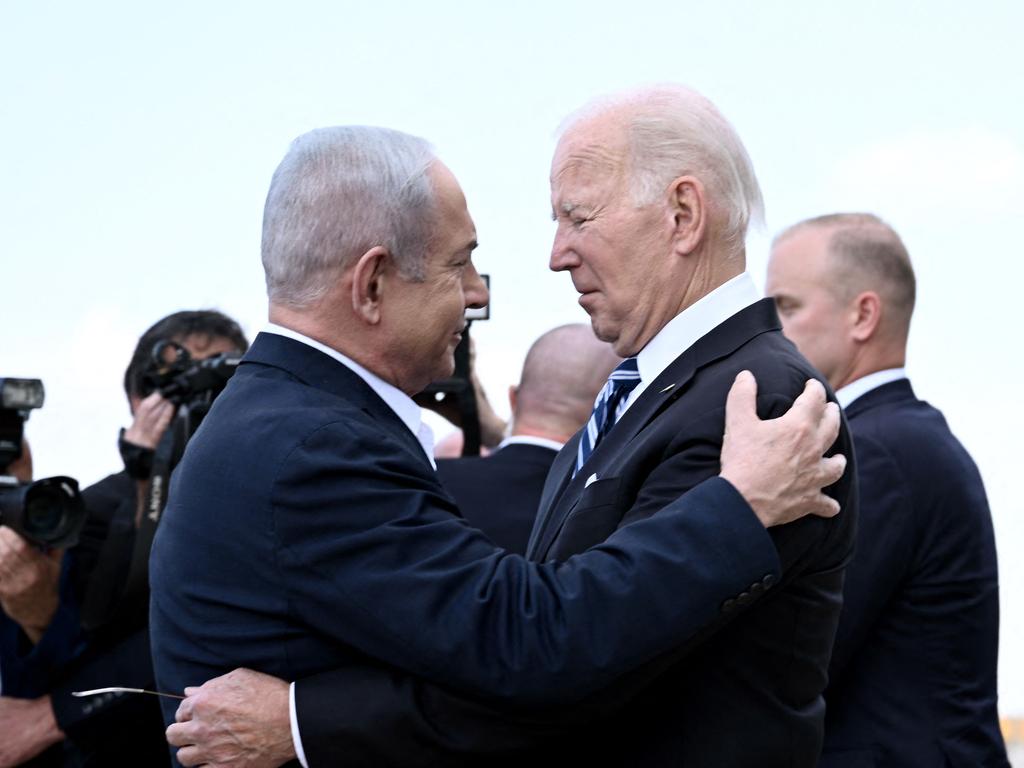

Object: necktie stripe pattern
[574,357,641,477]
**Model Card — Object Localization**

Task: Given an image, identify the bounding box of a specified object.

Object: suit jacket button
[736,591,751,605]
[721,598,736,613]
[749,581,764,594]
[762,573,776,589]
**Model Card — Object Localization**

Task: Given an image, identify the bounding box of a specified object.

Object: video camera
[0,377,86,548]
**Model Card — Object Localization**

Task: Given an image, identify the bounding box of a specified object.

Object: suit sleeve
[292,475,774,766]
[292,392,853,766]
[273,417,779,704]
[826,433,914,684]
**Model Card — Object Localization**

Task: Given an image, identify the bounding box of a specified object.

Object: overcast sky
[3,0,1022,713]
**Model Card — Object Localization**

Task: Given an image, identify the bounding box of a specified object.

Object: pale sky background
[3,0,1023,714]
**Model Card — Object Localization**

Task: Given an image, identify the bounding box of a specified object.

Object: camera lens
[24,483,70,541]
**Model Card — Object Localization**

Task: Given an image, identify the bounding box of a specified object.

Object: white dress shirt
[262,323,436,767]
[624,272,762,413]
[835,367,908,409]
[495,435,565,452]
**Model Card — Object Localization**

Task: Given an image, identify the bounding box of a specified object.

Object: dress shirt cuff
[290,682,310,768]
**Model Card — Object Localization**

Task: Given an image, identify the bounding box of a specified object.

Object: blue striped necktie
[574,357,641,477]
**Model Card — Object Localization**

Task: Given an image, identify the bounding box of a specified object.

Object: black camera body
[141,341,241,418]
[0,377,86,548]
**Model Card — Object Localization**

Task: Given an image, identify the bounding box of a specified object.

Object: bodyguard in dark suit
[437,442,555,553]
[437,323,619,553]
[768,213,1009,766]
[159,121,849,768]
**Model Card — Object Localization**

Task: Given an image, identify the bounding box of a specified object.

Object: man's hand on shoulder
[720,371,846,527]
[168,668,295,768]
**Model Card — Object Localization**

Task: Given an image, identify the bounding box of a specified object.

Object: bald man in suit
[767,213,1008,767]
[437,324,619,553]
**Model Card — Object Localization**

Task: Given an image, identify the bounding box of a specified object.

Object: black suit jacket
[148,332,783,767]
[436,442,557,554]
[821,379,1009,767]
[520,298,857,766]
[286,300,857,767]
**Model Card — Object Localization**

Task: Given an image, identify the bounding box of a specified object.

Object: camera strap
[123,411,188,603]
[81,412,188,630]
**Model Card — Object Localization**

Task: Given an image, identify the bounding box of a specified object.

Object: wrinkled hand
[0,527,62,643]
[0,695,63,767]
[123,391,175,450]
[719,371,846,527]
[168,668,294,768]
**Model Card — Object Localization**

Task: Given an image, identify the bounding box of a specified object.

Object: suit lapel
[529,298,781,560]
[526,434,580,558]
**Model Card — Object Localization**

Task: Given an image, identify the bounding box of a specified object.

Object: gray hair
[261,126,437,307]
[560,85,765,249]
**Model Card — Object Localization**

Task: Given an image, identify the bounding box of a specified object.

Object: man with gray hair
[767,213,1009,767]
[437,323,621,553]
[157,103,851,768]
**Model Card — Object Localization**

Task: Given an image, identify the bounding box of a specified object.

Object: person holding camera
[0,310,247,768]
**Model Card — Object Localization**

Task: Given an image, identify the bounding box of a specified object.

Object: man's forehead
[551,120,628,185]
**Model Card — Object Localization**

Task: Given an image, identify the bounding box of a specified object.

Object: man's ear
[851,291,882,342]
[351,246,391,324]
[669,175,707,257]
[508,384,519,415]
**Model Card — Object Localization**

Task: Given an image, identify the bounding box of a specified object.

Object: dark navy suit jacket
[148,332,784,766]
[282,300,858,767]
[821,379,1009,767]
[518,298,857,766]
[436,442,557,554]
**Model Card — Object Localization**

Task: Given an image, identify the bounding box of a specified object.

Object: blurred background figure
[0,310,247,768]
[766,213,1009,767]
[437,323,620,553]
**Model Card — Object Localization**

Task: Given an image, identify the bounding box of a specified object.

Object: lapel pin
[660,384,676,393]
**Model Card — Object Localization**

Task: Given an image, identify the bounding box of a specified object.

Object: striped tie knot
[574,357,641,477]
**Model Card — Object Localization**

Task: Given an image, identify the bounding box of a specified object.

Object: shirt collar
[627,272,761,410]
[835,367,908,409]
[262,323,435,468]
[497,435,565,452]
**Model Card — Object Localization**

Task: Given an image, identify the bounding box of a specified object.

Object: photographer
[0,310,248,767]
[0,383,87,768]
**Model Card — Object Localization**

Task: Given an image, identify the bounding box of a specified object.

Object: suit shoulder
[850,397,980,477]
[691,328,830,415]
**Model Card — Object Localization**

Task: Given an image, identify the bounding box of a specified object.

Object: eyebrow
[551,201,582,221]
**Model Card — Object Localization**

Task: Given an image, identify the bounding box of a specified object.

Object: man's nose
[549,226,579,272]
[464,263,489,310]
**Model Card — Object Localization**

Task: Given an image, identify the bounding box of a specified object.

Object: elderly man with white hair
[156,88,853,768]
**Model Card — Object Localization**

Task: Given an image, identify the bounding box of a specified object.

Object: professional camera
[141,340,241,413]
[0,377,86,548]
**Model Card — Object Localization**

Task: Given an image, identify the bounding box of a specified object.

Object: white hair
[560,85,765,249]
[261,126,437,307]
